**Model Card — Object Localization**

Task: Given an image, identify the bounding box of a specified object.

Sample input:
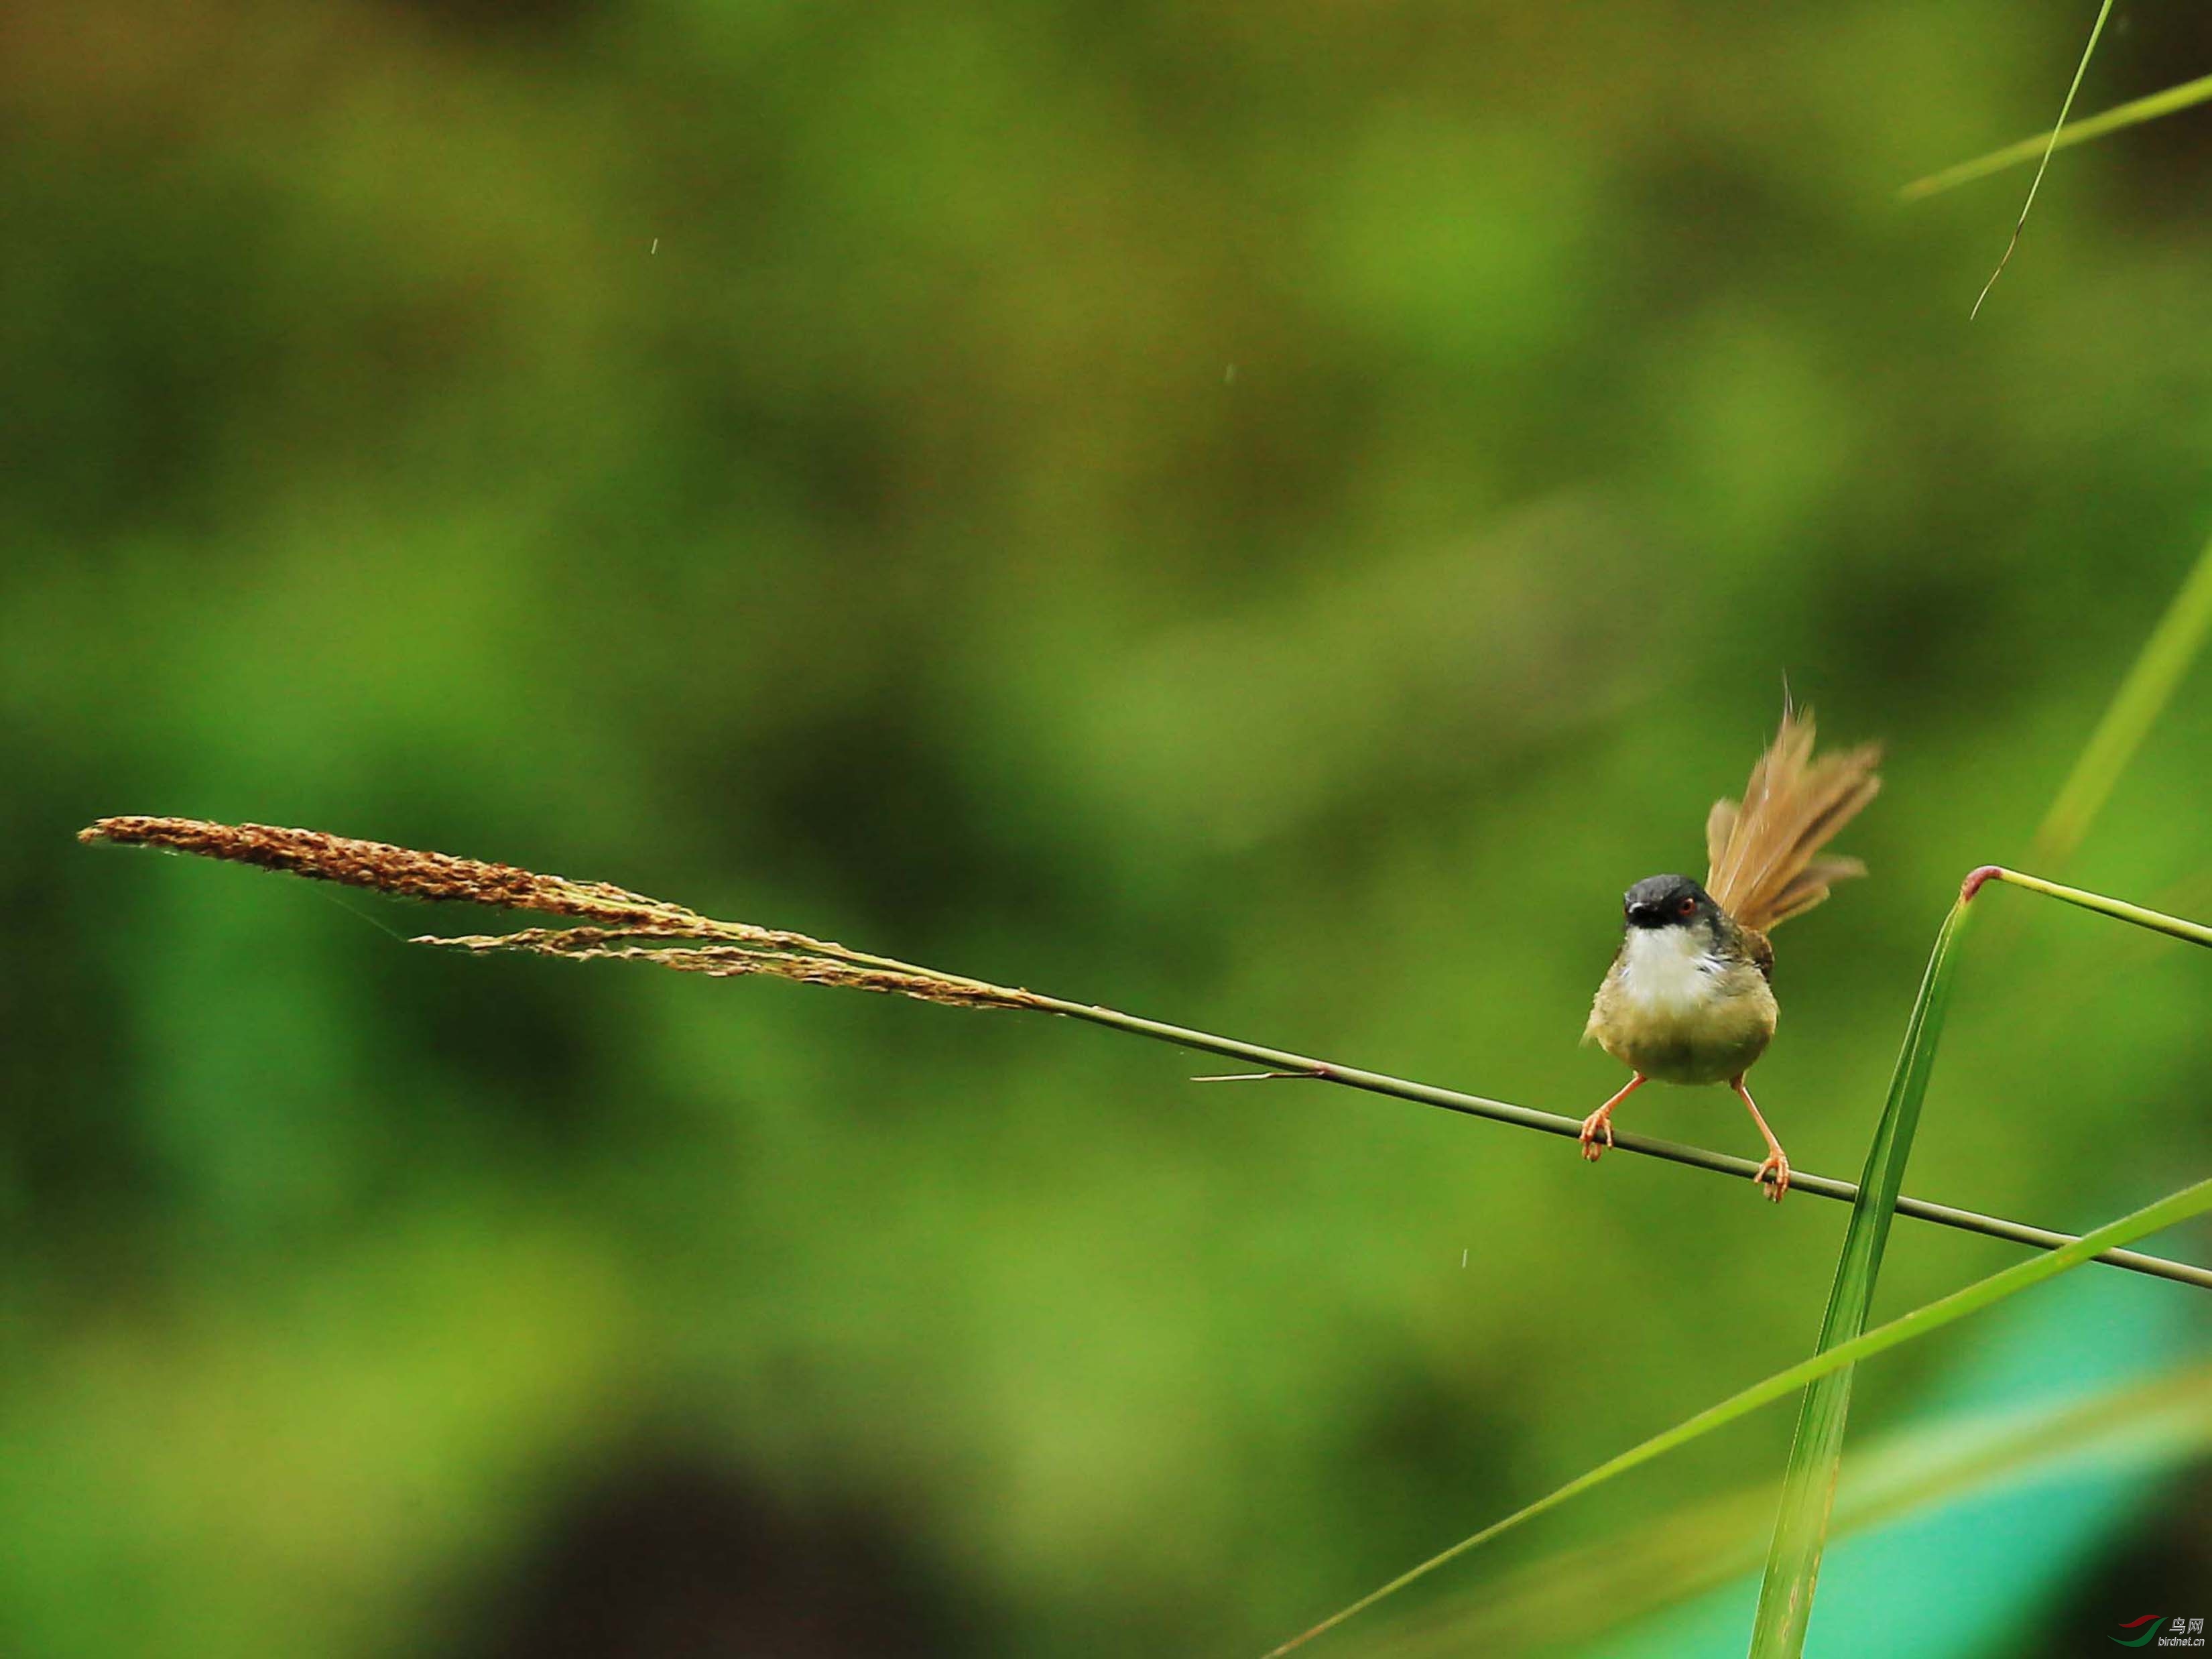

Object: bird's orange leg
[1579,1073,1646,1164]
[1731,1073,1790,1201]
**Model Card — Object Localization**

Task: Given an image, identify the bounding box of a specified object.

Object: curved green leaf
[1746,895,1975,1653]
[1366,1355,2212,1658]
[1262,1172,2212,1656]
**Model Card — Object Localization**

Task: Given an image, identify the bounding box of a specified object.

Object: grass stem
[1902,71,2212,200]
[82,816,2212,1294]
[1036,994,2212,1292]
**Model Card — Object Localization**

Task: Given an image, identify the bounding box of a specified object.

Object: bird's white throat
[1616,924,1725,1017]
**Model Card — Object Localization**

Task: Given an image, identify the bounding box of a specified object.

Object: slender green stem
[1969,0,2113,319]
[83,816,2212,1290]
[1902,71,2212,200]
[1023,991,2212,1293]
[1965,865,2212,947]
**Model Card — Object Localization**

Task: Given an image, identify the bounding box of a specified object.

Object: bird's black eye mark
[1677,897,1696,917]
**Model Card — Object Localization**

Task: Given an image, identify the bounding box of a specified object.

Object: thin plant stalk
[1902,71,2212,200]
[79,816,2212,1293]
[1969,0,2114,318]
[1968,864,2212,946]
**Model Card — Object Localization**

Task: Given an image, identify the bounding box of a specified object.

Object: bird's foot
[1578,1107,1615,1163]
[1754,1151,1791,1202]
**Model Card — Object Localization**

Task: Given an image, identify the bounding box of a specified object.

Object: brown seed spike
[80,816,710,932]
[80,814,1042,1010]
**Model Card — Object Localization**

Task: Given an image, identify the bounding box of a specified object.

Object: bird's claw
[1755,1152,1790,1202]
[1578,1109,1614,1163]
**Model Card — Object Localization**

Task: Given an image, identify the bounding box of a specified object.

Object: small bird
[1580,710,1881,1201]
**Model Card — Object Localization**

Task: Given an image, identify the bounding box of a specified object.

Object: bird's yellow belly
[1585,941,1778,1086]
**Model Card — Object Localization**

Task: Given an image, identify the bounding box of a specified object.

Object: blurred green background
[5,2,2211,1654]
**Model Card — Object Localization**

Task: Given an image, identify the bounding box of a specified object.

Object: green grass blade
[1261,1172,2212,1656]
[1746,865,2209,1656]
[1746,895,1975,1654]
[1902,72,2212,200]
[2025,534,2212,873]
[1369,1355,2212,1658]
[1969,0,2115,319]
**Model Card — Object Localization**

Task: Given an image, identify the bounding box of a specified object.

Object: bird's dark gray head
[1623,873,1719,931]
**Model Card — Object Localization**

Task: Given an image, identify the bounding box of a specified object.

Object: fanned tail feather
[1705,711,1881,934]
